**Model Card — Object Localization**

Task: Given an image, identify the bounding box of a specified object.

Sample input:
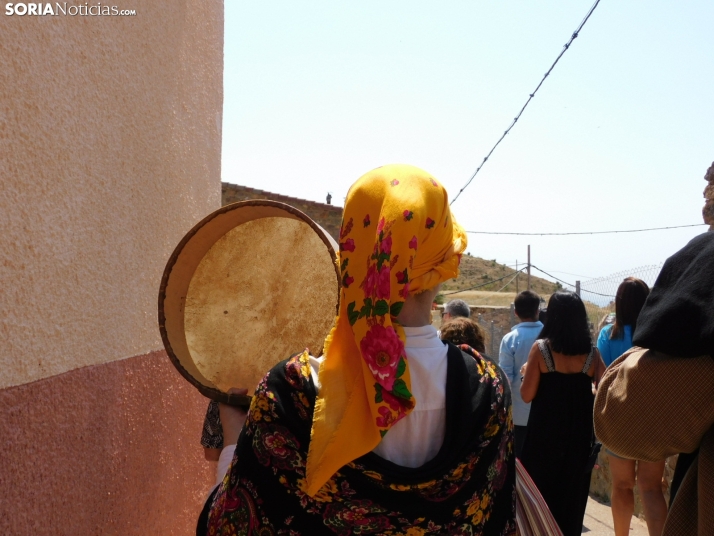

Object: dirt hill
[438,254,560,305]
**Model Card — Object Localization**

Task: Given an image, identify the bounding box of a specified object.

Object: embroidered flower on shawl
[340,218,354,239]
[340,238,356,252]
[409,236,418,250]
[297,477,338,503]
[284,351,312,390]
[291,392,311,421]
[381,387,411,414]
[380,235,392,255]
[425,217,435,229]
[376,406,396,428]
[323,500,393,535]
[390,179,399,186]
[403,210,414,221]
[253,424,303,470]
[223,485,243,512]
[360,325,403,391]
[342,272,355,288]
[396,268,408,284]
[363,214,371,227]
[362,265,378,298]
[376,266,390,299]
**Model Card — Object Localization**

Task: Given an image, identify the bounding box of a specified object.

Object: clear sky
[221,0,713,284]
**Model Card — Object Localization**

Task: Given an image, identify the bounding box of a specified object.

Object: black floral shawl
[198,343,516,536]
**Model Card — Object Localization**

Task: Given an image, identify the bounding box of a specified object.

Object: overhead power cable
[450,0,603,206]
[441,266,528,296]
[494,270,524,293]
[530,265,615,297]
[466,223,707,236]
[543,269,596,279]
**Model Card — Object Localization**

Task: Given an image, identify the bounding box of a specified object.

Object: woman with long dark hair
[519,291,606,536]
[597,278,667,536]
[597,277,650,366]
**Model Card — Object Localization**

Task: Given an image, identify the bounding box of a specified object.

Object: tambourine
[159,200,340,407]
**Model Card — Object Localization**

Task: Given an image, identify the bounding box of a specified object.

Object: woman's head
[539,291,592,355]
[440,317,486,353]
[611,277,650,339]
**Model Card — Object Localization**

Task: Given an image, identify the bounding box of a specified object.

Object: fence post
[490,321,496,357]
[510,303,516,328]
[575,280,581,297]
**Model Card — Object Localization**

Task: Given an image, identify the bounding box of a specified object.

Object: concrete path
[583,495,649,535]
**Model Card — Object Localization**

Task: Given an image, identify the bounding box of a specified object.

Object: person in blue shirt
[597,283,642,367]
[597,277,667,536]
[499,290,543,458]
[596,277,648,368]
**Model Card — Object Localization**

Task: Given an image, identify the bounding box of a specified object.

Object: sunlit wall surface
[0,1,223,533]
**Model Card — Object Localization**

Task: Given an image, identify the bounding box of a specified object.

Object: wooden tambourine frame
[158,200,340,407]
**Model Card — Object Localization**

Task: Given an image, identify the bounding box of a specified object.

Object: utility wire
[442,266,528,296]
[529,265,577,288]
[531,265,615,297]
[542,269,596,279]
[451,0,603,206]
[494,270,524,293]
[466,223,707,236]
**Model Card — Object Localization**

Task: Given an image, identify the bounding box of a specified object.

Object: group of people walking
[490,279,665,536]
[195,165,713,536]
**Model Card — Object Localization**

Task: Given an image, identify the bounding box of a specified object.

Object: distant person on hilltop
[498,290,543,458]
[442,298,471,321]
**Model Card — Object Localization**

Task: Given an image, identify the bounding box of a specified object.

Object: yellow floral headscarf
[305,164,467,495]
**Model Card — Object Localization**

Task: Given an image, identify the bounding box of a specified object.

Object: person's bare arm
[594,349,714,461]
[592,348,606,388]
[218,388,249,446]
[520,343,542,403]
[204,447,221,462]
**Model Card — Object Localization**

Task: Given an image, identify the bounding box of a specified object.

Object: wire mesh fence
[437,263,664,354]
[556,264,663,339]
[475,315,507,359]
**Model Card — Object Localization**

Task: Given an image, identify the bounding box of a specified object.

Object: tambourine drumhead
[159,200,340,406]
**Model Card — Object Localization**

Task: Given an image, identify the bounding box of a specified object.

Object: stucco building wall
[0,2,223,533]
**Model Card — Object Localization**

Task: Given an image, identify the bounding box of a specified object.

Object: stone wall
[222,183,344,241]
[433,305,515,357]
[704,162,714,230]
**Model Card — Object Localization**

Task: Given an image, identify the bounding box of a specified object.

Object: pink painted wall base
[0,351,214,535]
